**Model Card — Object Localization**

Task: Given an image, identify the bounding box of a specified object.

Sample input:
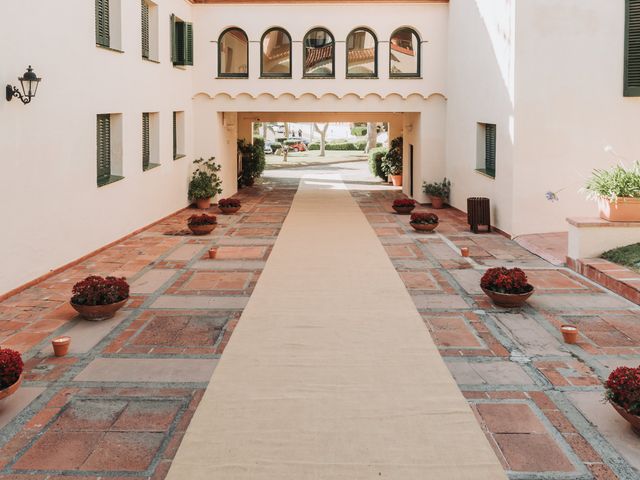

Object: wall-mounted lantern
[6,66,42,105]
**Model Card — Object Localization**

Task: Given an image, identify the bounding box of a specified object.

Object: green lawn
[601,243,640,272]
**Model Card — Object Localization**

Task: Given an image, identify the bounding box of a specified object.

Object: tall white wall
[0,0,194,295]
[512,0,640,235]
[445,0,516,234]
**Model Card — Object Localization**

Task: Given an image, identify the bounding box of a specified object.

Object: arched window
[303,28,334,78]
[261,28,292,77]
[390,28,420,77]
[218,28,249,78]
[346,28,377,78]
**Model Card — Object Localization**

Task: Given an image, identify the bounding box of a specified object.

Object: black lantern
[6,66,42,104]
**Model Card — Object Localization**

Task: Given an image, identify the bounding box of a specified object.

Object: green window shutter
[625,0,640,96]
[170,14,177,63]
[141,0,150,59]
[485,124,496,177]
[142,113,150,170]
[173,112,177,159]
[97,114,111,185]
[95,0,110,47]
[185,23,194,66]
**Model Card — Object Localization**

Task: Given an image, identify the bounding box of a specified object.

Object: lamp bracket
[6,85,30,104]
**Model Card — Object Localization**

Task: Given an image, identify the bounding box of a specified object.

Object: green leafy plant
[369,147,389,180]
[381,136,403,176]
[583,161,640,201]
[423,178,451,200]
[238,139,266,186]
[188,157,223,201]
[601,243,640,272]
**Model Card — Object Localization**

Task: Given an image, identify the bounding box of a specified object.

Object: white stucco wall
[512,0,640,236]
[0,0,195,295]
[445,0,516,233]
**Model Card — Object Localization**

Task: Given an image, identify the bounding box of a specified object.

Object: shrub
[72,276,130,306]
[480,267,532,294]
[381,136,403,176]
[218,198,241,208]
[605,366,640,415]
[410,212,439,225]
[393,199,417,208]
[188,214,217,226]
[423,178,451,200]
[238,139,266,186]
[188,157,223,201]
[601,243,640,271]
[351,126,368,137]
[0,348,23,390]
[308,142,370,151]
[369,147,388,180]
[584,161,640,201]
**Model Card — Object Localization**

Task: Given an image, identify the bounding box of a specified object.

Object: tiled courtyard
[0,161,639,479]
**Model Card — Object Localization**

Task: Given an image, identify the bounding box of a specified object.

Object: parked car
[264,142,274,154]
[288,141,307,152]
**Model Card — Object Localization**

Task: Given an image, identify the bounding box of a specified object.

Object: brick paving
[0,161,639,479]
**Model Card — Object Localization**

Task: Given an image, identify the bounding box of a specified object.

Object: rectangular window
[95,0,122,50]
[97,114,111,184]
[171,14,193,66]
[476,123,496,178]
[141,1,150,58]
[141,1,159,61]
[173,111,185,160]
[625,0,640,96]
[143,112,160,170]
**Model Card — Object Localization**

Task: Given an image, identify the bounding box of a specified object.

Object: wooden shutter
[141,0,150,59]
[142,113,150,170]
[170,14,177,63]
[625,0,640,96]
[485,124,496,176]
[185,23,194,66]
[171,16,193,66]
[173,112,177,159]
[95,0,110,47]
[97,114,111,185]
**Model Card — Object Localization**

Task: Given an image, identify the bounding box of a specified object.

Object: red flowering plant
[605,366,640,415]
[0,348,23,390]
[71,276,130,306]
[410,212,439,225]
[393,199,417,208]
[218,198,241,208]
[481,267,533,294]
[188,214,217,226]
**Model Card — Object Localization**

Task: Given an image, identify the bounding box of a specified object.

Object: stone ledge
[567,217,640,228]
[567,257,640,305]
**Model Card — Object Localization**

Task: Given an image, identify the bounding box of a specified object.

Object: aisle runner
[167,176,507,479]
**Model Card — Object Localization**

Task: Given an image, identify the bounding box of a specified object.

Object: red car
[288,142,307,152]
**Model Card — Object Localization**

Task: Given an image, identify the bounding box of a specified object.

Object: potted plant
[382,137,403,186]
[423,178,451,209]
[409,212,439,232]
[188,157,223,209]
[218,198,242,215]
[392,198,417,214]
[70,276,130,320]
[480,267,535,308]
[584,161,640,221]
[187,214,217,235]
[605,366,640,435]
[0,348,24,400]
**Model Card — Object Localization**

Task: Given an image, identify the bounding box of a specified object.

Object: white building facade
[1,0,638,295]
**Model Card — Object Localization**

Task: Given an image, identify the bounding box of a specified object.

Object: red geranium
[188,214,217,226]
[410,212,439,224]
[393,199,417,208]
[218,198,241,208]
[605,366,640,415]
[481,267,532,294]
[71,276,130,306]
[0,348,24,390]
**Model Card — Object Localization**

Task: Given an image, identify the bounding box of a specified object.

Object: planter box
[598,197,640,222]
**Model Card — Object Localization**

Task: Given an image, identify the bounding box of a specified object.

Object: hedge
[308,141,382,151]
[369,147,388,180]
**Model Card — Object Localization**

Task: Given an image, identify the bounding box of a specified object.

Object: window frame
[95,0,110,47]
[260,27,292,78]
[171,14,193,67]
[476,122,496,179]
[346,27,378,78]
[389,27,421,78]
[218,27,249,78]
[97,114,112,185]
[303,27,335,79]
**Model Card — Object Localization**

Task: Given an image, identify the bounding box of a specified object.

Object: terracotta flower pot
[410,222,439,232]
[481,286,535,308]
[390,175,403,187]
[392,205,415,215]
[52,336,71,357]
[598,197,640,222]
[430,196,445,209]
[610,401,640,435]
[71,298,128,321]
[219,205,241,215]
[460,247,470,257]
[188,223,216,235]
[0,374,23,401]
[208,248,217,259]
[196,197,211,210]
[560,325,579,344]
